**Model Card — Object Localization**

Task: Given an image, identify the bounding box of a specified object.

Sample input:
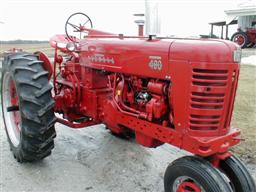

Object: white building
[225,0,256,31]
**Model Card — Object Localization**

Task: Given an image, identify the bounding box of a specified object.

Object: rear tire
[1,52,56,162]
[164,156,232,192]
[220,155,256,192]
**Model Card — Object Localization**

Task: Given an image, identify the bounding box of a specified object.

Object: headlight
[233,48,242,63]
[66,42,76,52]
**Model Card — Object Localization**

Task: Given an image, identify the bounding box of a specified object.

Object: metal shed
[225,3,256,31]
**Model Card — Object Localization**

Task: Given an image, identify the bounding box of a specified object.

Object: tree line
[0,40,48,44]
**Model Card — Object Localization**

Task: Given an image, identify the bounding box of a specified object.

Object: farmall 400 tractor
[1,13,256,192]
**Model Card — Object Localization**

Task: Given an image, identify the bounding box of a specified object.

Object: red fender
[34,51,53,80]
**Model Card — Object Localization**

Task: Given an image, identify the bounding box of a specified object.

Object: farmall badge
[88,54,115,64]
[149,56,162,70]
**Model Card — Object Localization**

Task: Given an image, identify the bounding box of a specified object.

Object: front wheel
[164,156,232,192]
[1,52,56,162]
[220,155,256,192]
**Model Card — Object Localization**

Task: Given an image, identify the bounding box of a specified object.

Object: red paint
[209,151,232,168]
[10,79,21,133]
[138,25,144,37]
[245,28,256,44]
[177,182,201,192]
[48,27,241,158]
[35,51,53,79]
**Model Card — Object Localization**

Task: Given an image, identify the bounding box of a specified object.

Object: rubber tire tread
[1,52,56,162]
[220,155,256,192]
[164,156,233,192]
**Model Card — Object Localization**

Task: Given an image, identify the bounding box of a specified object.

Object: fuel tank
[79,37,239,80]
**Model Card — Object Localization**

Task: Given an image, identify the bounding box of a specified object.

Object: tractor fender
[34,51,53,80]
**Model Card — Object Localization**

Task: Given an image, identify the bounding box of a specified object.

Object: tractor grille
[189,67,238,133]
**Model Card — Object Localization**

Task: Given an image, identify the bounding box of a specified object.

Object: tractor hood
[79,37,240,79]
[168,38,239,63]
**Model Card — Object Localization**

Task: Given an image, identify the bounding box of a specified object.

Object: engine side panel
[80,39,172,79]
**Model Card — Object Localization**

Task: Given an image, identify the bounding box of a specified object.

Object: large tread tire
[231,31,250,48]
[220,155,256,192]
[164,156,232,192]
[1,52,56,162]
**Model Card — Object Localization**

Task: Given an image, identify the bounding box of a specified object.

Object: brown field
[0,43,54,57]
[0,43,255,163]
[231,64,256,163]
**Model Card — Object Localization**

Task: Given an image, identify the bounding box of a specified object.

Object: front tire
[220,155,256,192]
[164,156,232,192]
[1,52,56,162]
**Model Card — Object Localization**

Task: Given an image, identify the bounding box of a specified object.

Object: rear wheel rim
[173,176,205,192]
[233,34,245,46]
[2,72,21,147]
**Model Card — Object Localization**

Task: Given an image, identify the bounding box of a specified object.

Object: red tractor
[1,13,255,192]
[231,27,256,48]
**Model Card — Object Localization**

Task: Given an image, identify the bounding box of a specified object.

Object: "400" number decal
[149,56,162,70]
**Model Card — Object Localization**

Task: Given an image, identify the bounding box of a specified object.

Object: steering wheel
[65,12,93,41]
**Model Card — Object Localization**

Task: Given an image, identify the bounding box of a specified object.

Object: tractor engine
[114,75,169,124]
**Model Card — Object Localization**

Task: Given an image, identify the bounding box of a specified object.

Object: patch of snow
[241,55,256,66]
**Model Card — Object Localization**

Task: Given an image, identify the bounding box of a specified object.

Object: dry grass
[0,43,54,57]
[231,65,256,163]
